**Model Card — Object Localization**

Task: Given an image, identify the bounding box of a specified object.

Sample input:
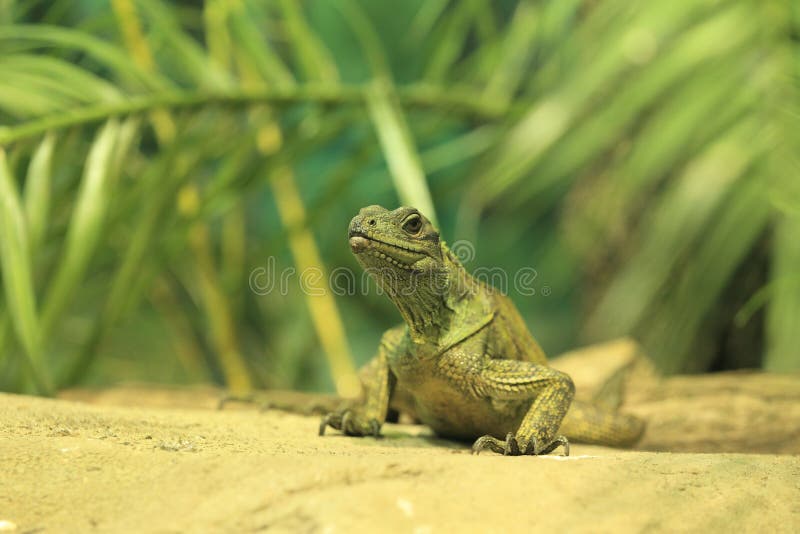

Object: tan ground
[2,346,800,532]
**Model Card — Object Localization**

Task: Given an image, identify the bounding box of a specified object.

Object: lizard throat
[356,246,467,344]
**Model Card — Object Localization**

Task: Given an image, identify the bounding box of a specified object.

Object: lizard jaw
[349,233,427,269]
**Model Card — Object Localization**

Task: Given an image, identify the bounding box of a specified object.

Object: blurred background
[0,0,797,397]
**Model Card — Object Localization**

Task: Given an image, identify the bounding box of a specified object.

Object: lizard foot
[471,432,570,456]
[319,410,381,438]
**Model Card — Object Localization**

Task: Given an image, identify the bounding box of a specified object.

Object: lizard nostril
[368,219,376,226]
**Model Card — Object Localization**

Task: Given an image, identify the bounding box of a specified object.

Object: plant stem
[0,84,508,146]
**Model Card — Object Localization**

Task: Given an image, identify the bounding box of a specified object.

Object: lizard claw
[319,410,382,438]
[319,413,334,436]
[472,433,569,456]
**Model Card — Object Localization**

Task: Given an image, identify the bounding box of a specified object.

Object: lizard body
[319,205,644,455]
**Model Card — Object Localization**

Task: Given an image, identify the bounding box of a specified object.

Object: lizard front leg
[319,336,397,438]
[471,360,575,456]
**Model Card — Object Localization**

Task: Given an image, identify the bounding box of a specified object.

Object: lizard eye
[402,215,422,234]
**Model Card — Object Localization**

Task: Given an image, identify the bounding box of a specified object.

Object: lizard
[318,205,645,456]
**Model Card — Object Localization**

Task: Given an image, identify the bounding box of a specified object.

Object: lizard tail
[558,399,645,447]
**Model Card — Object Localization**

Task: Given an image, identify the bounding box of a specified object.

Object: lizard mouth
[349,233,427,269]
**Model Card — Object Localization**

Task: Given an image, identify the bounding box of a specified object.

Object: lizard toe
[319,412,340,436]
[319,410,381,438]
[537,435,570,456]
[368,418,382,437]
[471,435,506,455]
[521,436,538,455]
[503,432,520,456]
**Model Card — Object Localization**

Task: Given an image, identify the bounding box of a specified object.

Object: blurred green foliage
[0,0,797,396]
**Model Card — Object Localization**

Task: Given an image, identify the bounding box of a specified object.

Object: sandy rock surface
[2,373,799,533]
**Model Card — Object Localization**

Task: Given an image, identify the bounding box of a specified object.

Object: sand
[2,366,799,533]
[0,340,800,534]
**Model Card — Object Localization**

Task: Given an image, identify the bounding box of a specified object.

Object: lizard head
[348,205,485,344]
[349,205,453,339]
[348,205,443,272]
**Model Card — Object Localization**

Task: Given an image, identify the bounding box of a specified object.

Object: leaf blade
[0,148,51,394]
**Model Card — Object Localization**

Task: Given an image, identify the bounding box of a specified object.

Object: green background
[0,0,797,396]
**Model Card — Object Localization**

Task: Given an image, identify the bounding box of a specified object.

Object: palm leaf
[0,149,50,393]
